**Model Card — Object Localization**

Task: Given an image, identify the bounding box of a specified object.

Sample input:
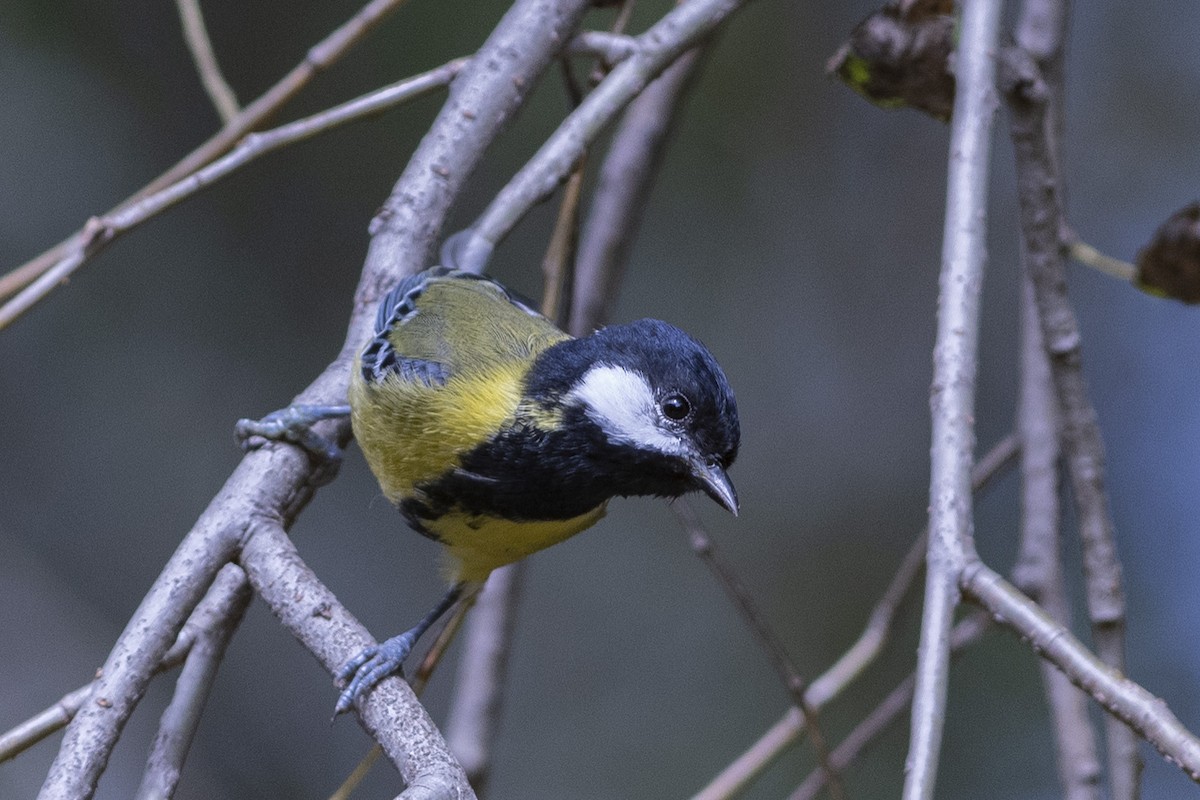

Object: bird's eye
[660,393,691,421]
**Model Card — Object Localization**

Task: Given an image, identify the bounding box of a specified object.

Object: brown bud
[1136,202,1200,304]
[826,2,956,121]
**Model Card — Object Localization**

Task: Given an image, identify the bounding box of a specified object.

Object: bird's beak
[689,459,739,516]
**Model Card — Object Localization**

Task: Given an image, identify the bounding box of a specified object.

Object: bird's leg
[234,404,351,465]
[333,582,466,716]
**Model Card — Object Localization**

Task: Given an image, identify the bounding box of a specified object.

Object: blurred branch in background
[173,0,240,124]
[1011,5,1103,798]
[674,499,845,800]
[0,0,414,310]
[1003,0,1142,790]
[689,435,1019,800]
[451,0,749,274]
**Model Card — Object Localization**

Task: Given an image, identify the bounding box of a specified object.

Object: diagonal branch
[904,1,1003,798]
[134,565,252,800]
[688,435,1019,800]
[0,58,467,331]
[961,560,1200,781]
[452,0,752,273]
[36,2,594,797]
[1001,34,1142,798]
[0,0,413,307]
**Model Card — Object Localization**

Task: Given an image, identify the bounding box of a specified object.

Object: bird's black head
[528,318,741,514]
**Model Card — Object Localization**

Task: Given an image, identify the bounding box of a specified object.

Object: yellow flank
[349,361,527,501]
[432,504,608,583]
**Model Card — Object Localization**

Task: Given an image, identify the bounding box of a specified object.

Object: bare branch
[0,0,412,306]
[453,0,752,273]
[174,0,240,123]
[0,58,467,331]
[134,566,252,800]
[961,560,1200,781]
[688,434,1018,800]
[0,565,250,764]
[570,47,703,336]
[1016,270,1102,797]
[789,615,990,800]
[673,500,845,799]
[238,517,473,798]
[443,564,525,791]
[904,1,1003,797]
[1002,34,1142,798]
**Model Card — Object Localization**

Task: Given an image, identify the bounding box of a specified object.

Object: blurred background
[2,1,1198,797]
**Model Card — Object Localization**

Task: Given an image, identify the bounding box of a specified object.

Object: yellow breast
[429,504,608,583]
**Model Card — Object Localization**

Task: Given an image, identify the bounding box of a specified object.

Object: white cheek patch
[567,364,683,456]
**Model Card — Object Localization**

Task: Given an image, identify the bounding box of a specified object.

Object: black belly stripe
[396,410,693,534]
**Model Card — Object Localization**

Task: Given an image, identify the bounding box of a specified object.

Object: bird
[239,266,740,715]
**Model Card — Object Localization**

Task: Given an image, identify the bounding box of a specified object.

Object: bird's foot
[333,631,419,717]
[235,404,350,466]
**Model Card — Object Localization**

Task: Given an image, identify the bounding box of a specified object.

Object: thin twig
[174,0,240,123]
[134,567,252,800]
[687,434,1018,800]
[454,0,751,273]
[0,58,467,331]
[442,566,524,793]
[1066,239,1137,282]
[0,565,250,764]
[673,499,845,800]
[788,614,990,800]
[1015,271,1102,796]
[1002,36,1142,799]
[904,1,1003,798]
[0,0,413,306]
[961,560,1200,781]
[571,47,703,336]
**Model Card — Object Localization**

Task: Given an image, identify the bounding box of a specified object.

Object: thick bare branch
[238,518,473,798]
[904,1,1003,797]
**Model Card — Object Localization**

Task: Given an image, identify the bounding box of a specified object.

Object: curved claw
[333,632,418,717]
